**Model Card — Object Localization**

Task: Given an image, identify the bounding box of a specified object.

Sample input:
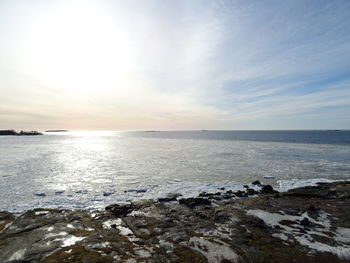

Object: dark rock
[158,197,177,202]
[208,195,222,201]
[103,191,114,196]
[178,198,211,209]
[195,212,209,219]
[222,194,233,200]
[158,193,182,202]
[234,190,248,197]
[247,188,259,195]
[327,190,337,197]
[199,192,221,198]
[0,211,14,221]
[244,185,249,188]
[105,203,134,216]
[279,220,297,226]
[127,188,147,193]
[260,185,277,194]
[218,187,225,190]
[306,204,319,212]
[158,193,182,203]
[252,180,262,185]
[34,192,46,197]
[280,183,350,199]
[247,216,266,229]
[300,217,311,226]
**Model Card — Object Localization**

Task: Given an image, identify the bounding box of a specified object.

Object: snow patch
[102,219,133,235]
[247,209,350,258]
[189,237,239,263]
[34,211,49,216]
[7,248,26,261]
[61,236,86,247]
[272,233,289,241]
[135,249,152,258]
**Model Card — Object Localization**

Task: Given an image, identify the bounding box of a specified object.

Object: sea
[0,130,349,212]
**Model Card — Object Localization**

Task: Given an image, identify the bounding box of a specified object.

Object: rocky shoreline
[1,181,350,263]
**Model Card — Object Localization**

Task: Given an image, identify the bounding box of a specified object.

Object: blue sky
[0,0,349,130]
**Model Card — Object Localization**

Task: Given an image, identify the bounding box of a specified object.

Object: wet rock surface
[1,182,350,263]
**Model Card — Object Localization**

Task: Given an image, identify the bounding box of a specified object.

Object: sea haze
[0,130,349,212]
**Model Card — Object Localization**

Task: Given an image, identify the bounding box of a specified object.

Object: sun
[23,2,134,93]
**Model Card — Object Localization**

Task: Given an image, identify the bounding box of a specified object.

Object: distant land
[45,130,69,132]
[0,129,42,136]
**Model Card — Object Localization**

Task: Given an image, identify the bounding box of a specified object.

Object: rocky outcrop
[0,182,350,263]
[0,130,42,136]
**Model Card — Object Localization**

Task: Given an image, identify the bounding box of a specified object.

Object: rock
[34,192,46,197]
[158,193,183,202]
[178,198,211,209]
[222,194,233,200]
[234,190,248,197]
[158,197,177,202]
[252,180,262,185]
[247,188,259,195]
[127,188,147,193]
[208,195,223,201]
[280,182,350,199]
[300,217,311,226]
[1,181,350,263]
[75,190,88,194]
[103,191,114,196]
[0,211,13,221]
[105,203,134,216]
[260,185,277,194]
[306,204,319,212]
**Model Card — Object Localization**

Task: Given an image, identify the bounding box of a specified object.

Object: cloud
[0,0,349,130]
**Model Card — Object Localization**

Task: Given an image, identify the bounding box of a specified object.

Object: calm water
[0,130,349,211]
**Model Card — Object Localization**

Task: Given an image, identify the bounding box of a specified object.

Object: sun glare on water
[24,2,134,93]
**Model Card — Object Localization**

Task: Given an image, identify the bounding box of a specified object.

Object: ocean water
[0,130,349,212]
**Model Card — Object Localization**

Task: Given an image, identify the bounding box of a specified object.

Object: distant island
[0,129,42,136]
[45,130,69,132]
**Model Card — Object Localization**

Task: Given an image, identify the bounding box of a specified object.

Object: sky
[0,0,350,130]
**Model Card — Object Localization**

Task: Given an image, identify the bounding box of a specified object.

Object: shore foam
[2,178,348,212]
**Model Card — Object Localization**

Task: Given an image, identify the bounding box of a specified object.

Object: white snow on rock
[134,249,152,258]
[7,248,26,262]
[247,209,350,258]
[34,211,49,216]
[61,236,86,247]
[189,237,239,263]
[102,219,133,236]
